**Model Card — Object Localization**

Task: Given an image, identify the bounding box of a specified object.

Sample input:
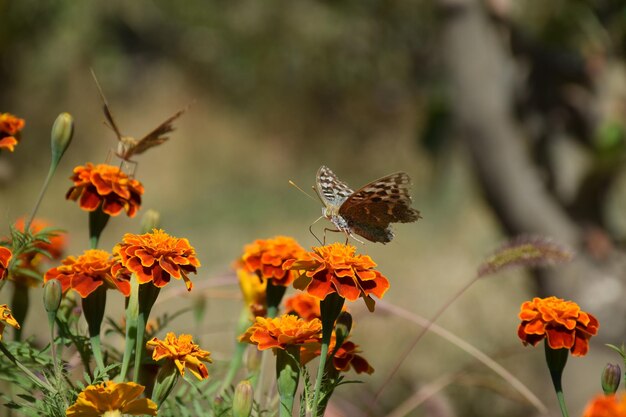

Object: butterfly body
[91,70,186,166]
[315,166,421,244]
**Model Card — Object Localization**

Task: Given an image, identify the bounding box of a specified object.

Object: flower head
[238,269,267,317]
[284,243,389,310]
[66,381,157,416]
[0,112,24,152]
[285,292,321,321]
[301,336,373,374]
[240,314,322,350]
[146,332,212,380]
[582,393,626,417]
[517,296,599,356]
[44,249,129,297]
[0,246,11,281]
[240,236,305,285]
[66,163,144,217]
[0,305,20,341]
[112,229,200,290]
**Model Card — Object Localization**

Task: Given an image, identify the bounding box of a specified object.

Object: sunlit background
[1,1,626,416]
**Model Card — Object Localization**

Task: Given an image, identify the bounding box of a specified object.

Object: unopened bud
[50,113,74,163]
[140,210,160,234]
[232,380,253,417]
[335,311,352,348]
[43,279,62,314]
[602,363,621,395]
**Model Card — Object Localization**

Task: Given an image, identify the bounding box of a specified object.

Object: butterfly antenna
[289,180,318,202]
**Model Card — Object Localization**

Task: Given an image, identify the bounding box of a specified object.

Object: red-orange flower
[0,113,24,152]
[0,304,20,341]
[285,292,321,321]
[301,337,374,374]
[0,246,11,281]
[517,296,599,356]
[66,163,144,217]
[582,394,626,417]
[239,314,322,350]
[283,243,389,310]
[240,236,305,285]
[146,332,212,380]
[112,229,200,290]
[44,249,129,297]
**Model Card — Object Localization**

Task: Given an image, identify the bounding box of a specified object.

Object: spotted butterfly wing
[339,172,421,243]
[316,165,355,209]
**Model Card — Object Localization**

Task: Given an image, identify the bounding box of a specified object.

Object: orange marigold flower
[146,332,212,380]
[582,393,626,417]
[0,304,20,341]
[240,314,322,350]
[44,249,129,298]
[283,243,390,309]
[238,269,267,317]
[66,381,157,416]
[66,163,144,217]
[241,236,305,285]
[112,229,200,290]
[300,336,373,374]
[0,246,11,281]
[285,292,321,321]
[517,296,599,356]
[0,112,24,152]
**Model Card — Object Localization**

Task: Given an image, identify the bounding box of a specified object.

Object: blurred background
[1,0,626,416]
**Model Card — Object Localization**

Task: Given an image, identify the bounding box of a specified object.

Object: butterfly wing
[129,107,187,157]
[91,69,124,141]
[339,172,421,231]
[315,166,354,208]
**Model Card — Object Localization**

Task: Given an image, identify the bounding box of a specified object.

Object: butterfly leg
[123,159,138,178]
[322,228,344,245]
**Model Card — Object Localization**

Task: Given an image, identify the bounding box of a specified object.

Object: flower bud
[602,363,621,395]
[232,380,253,417]
[140,210,161,234]
[43,279,62,314]
[50,113,74,163]
[334,311,352,348]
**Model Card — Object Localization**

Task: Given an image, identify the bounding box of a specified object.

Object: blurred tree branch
[437,0,626,338]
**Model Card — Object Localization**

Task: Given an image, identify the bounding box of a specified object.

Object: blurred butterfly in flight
[312,165,421,244]
[90,69,187,176]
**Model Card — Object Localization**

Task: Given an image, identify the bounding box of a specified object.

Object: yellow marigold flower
[285,292,321,321]
[66,381,157,416]
[238,269,267,317]
[582,393,626,417]
[0,246,11,281]
[239,314,322,350]
[518,296,599,356]
[283,243,389,310]
[44,249,129,298]
[240,236,305,285]
[146,332,212,380]
[0,305,19,341]
[66,163,144,217]
[112,229,200,290]
[0,112,24,152]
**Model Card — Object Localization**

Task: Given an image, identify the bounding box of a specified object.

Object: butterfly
[91,69,187,173]
[314,165,421,244]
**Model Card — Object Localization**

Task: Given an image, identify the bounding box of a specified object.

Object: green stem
[0,342,55,393]
[89,209,110,250]
[25,162,57,233]
[82,286,107,374]
[556,390,570,417]
[134,283,160,382]
[544,343,569,417]
[219,308,251,394]
[312,342,329,417]
[119,275,140,381]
